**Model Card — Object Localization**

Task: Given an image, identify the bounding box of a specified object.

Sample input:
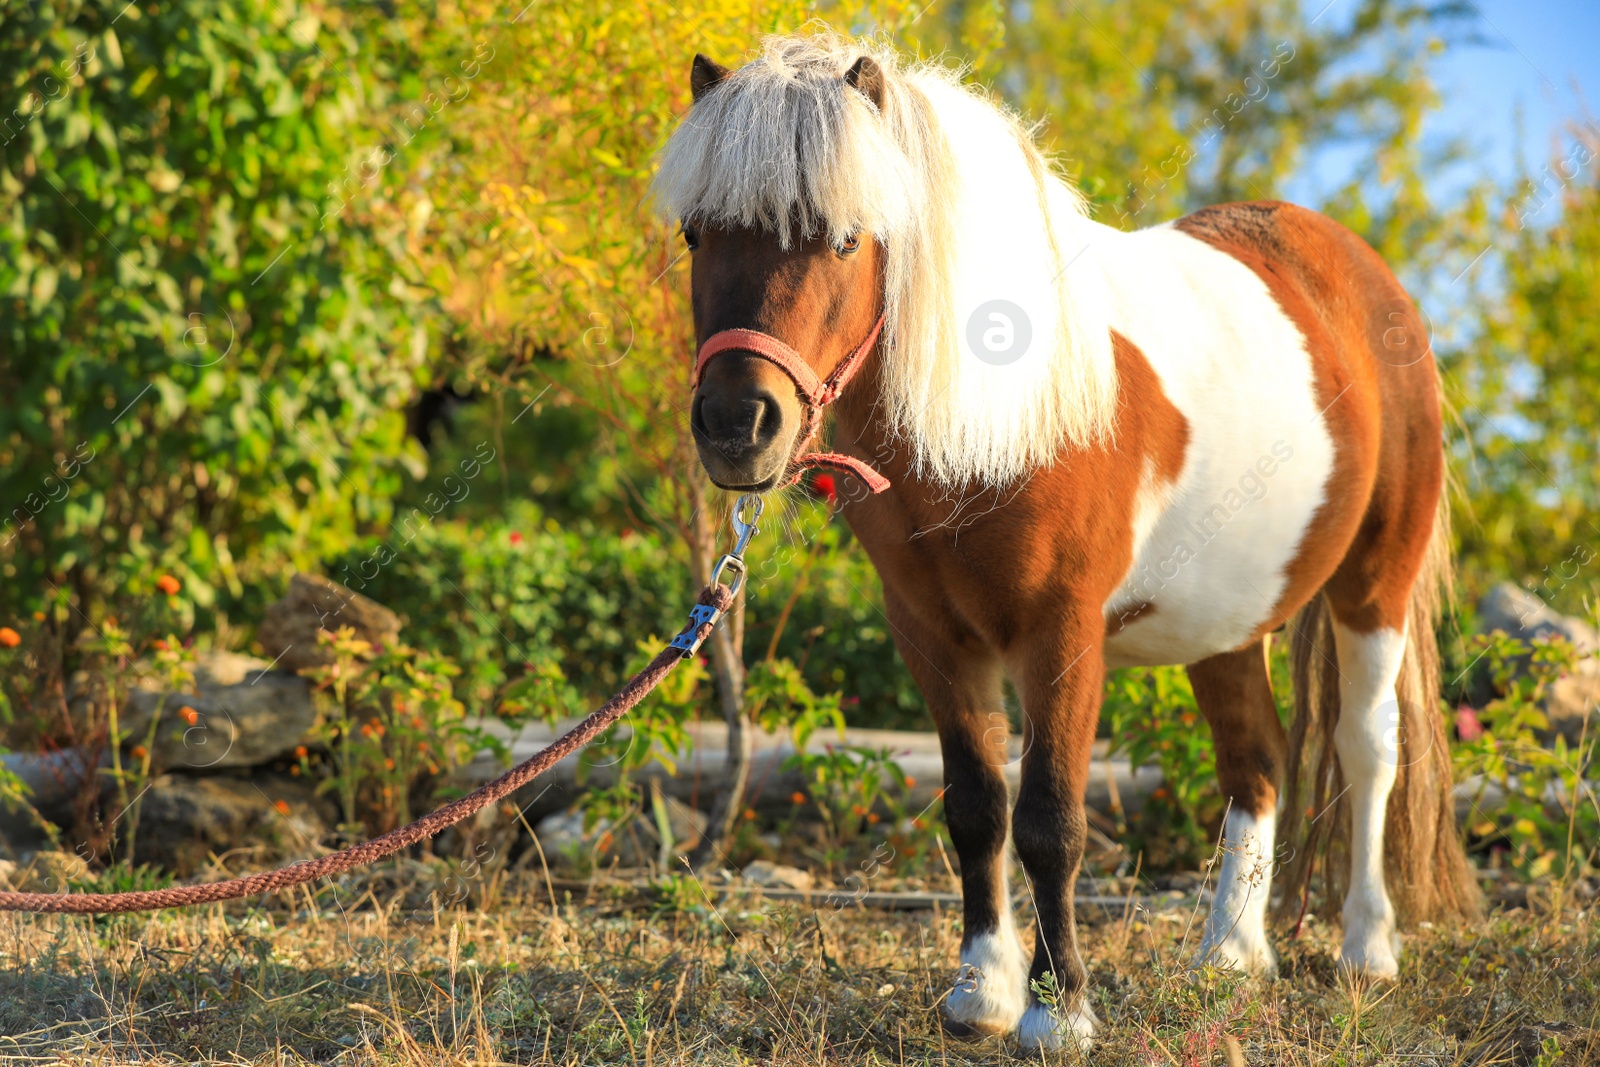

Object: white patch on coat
[1091,221,1338,667]
[1194,808,1278,974]
[1331,620,1407,978]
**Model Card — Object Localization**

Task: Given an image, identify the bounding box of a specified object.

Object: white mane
[651,33,1117,487]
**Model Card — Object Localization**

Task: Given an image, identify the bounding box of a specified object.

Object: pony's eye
[835,232,860,256]
[681,224,700,251]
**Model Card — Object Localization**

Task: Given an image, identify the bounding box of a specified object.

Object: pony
[653,34,1480,1050]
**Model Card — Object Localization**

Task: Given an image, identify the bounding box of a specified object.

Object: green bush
[0,0,430,628]
[326,497,929,729]
[326,499,685,714]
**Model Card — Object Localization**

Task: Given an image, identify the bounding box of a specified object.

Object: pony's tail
[1275,495,1482,926]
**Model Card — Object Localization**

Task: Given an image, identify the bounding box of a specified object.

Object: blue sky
[1297,0,1600,204]
[1275,0,1596,314]
[1429,0,1598,192]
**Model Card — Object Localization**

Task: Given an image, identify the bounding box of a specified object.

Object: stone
[534,797,707,869]
[5,850,91,893]
[257,572,402,675]
[1478,583,1599,653]
[119,651,323,771]
[1476,583,1600,745]
[131,772,333,877]
[1546,664,1600,745]
[742,860,815,891]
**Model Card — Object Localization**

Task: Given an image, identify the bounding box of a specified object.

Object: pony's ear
[690,54,731,102]
[843,55,885,111]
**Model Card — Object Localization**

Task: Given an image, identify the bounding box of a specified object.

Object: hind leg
[1188,637,1287,974]
[1328,617,1407,977]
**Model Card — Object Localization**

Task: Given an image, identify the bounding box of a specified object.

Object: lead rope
[0,496,765,915]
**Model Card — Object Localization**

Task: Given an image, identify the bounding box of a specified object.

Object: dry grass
[0,862,1596,1066]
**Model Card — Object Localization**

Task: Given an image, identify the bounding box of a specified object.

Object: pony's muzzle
[690,375,797,490]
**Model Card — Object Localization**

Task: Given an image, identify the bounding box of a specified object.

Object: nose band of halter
[694,314,890,495]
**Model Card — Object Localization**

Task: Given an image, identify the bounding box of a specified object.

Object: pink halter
[694,314,891,494]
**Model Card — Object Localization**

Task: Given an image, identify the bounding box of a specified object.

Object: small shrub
[301,626,503,836]
[1453,630,1600,883]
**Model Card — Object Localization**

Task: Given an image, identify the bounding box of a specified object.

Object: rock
[192,650,280,686]
[1544,665,1600,745]
[257,572,402,675]
[6,850,91,893]
[131,773,333,877]
[1478,583,1599,653]
[741,860,815,891]
[1477,583,1600,744]
[534,797,707,869]
[119,651,323,771]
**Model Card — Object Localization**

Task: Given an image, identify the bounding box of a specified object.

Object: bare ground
[0,863,1596,1066]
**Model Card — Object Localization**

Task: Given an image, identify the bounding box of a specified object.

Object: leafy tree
[0,0,430,629]
[1451,125,1600,615]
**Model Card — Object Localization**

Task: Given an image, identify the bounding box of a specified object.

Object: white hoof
[1193,927,1278,976]
[1340,896,1401,978]
[1339,935,1400,979]
[1016,999,1097,1052]
[943,931,1027,1035]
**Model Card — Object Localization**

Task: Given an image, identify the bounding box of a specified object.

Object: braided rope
[0,584,735,915]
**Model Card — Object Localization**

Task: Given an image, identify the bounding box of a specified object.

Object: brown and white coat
[656,35,1475,1050]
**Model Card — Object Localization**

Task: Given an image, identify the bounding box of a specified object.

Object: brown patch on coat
[1174,202,1442,636]
[829,329,1188,670]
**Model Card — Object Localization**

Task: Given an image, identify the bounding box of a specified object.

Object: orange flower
[273,800,291,816]
[911,818,926,830]
[156,575,180,596]
[131,745,148,760]
[179,706,199,725]
[866,812,881,824]
[290,766,301,776]
[31,611,45,622]
[1152,787,1169,800]
[153,638,169,651]
[851,804,867,817]
[294,745,308,759]
[384,758,395,770]
[790,791,807,805]
[903,776,916,788]
[742,808,756,821]
[0,627,19,648]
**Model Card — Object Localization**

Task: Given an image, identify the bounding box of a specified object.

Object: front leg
[883,592,1026,1036]
[1010,620,1105,1051]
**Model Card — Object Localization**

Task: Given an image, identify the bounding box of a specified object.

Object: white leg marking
[1016,997,1098,1052]
[1195,808,1277,974]
[945,867,1027,1034]
[1331,621,1407,978]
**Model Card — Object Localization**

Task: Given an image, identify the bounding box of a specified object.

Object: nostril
[697,394,777,446]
